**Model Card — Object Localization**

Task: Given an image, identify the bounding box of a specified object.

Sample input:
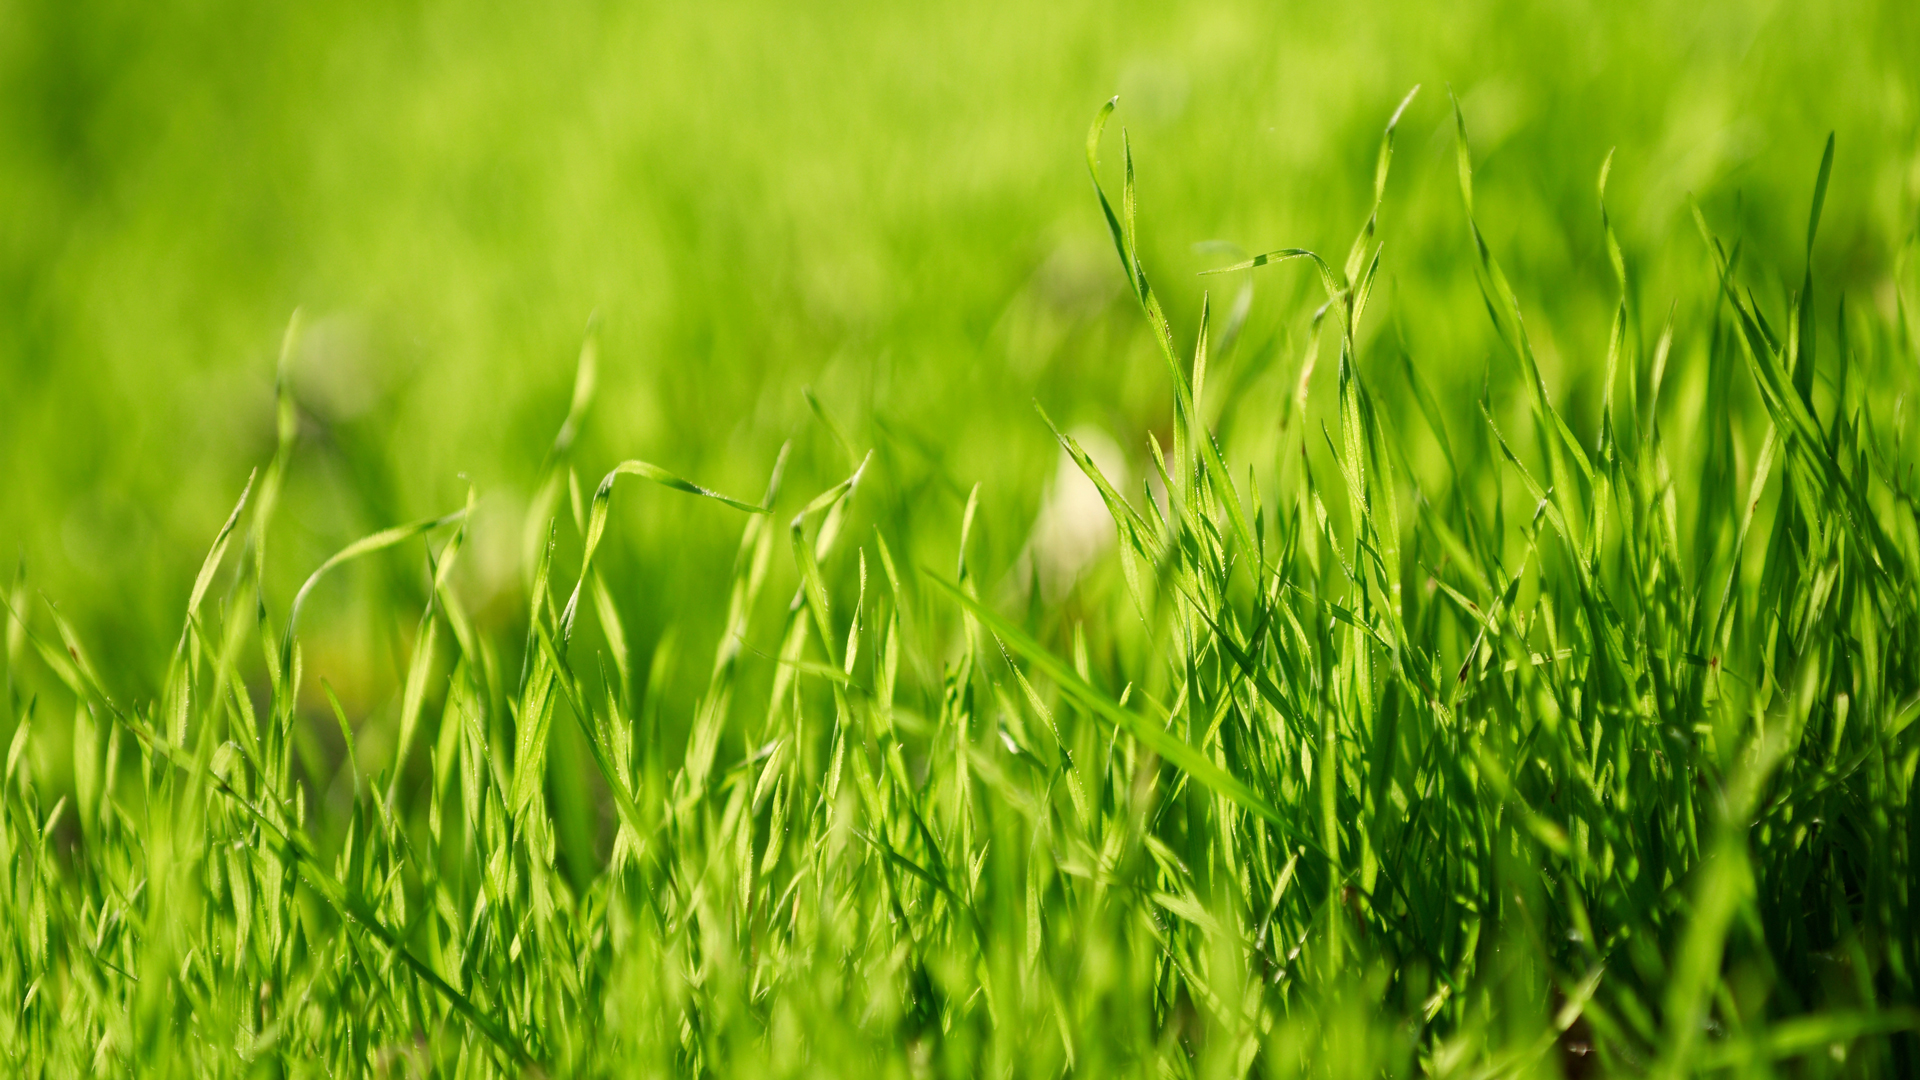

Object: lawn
[2,0,1919,1075]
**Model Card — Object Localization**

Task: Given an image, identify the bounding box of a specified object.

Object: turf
[5,5,1920,1078]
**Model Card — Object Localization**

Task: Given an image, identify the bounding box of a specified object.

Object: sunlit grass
[4,76,1920,1078]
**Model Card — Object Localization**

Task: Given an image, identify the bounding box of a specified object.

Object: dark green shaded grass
[3,94,1920,1078]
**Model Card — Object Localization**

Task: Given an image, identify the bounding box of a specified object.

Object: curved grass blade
[558,459,767,647]
[284,508,470,667]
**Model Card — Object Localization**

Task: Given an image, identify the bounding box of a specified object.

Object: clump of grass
[3,93,1918,1078]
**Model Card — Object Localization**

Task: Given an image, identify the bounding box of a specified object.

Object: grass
[8,0,1917,670]
[4,67,1920,1075]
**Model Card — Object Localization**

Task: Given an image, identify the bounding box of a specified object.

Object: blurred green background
[2,0,1916,711]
